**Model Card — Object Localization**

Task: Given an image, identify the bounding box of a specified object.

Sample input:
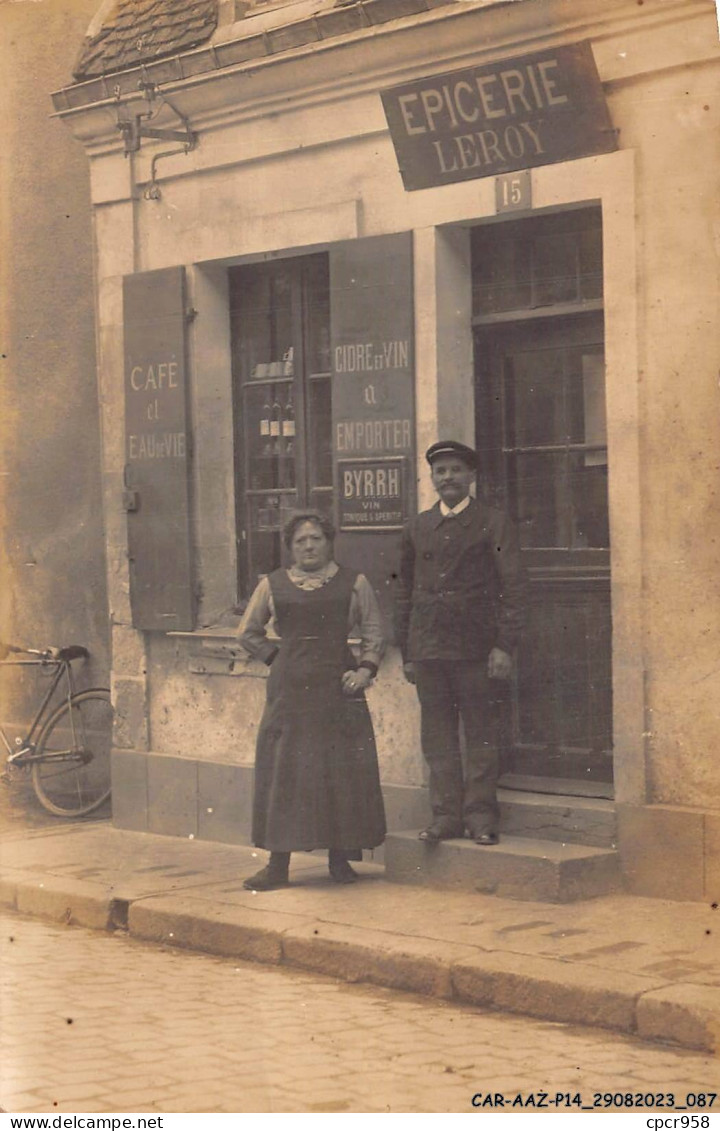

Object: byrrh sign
[381,42,616,191]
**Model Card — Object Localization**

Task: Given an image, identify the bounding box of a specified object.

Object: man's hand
[402,662,416,685]
[341,668,372,695]
[488,647,512,680]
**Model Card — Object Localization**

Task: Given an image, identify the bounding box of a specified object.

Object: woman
[239,511,387,890]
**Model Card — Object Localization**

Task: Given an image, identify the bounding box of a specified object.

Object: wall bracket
[116,81,197,157]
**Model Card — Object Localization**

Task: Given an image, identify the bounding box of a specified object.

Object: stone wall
[0,0,109,717]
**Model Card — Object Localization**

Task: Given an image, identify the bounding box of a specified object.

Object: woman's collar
[287,560,338,588]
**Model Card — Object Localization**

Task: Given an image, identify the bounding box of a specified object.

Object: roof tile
[73,0,218,79]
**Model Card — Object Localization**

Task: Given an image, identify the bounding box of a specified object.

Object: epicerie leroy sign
[380,41,616,192]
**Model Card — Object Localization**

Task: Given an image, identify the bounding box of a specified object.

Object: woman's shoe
[328,855,358,884]
[242,864,289,891]
[327,850,357,886]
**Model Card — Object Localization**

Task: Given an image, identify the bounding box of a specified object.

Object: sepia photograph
[1,0,719,1117]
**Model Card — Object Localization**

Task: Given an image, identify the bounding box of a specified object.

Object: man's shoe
[329,859,358,884]
[242,865,289,891]
[418,822,464,843]
[473,832,499,846]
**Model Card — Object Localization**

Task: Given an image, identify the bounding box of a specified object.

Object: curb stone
[1,858,718,1054]
[636,985,720,1053]
[129,893,308,964]
[8,874,114,931]
[282,919,479,998]
[124,890,719,1051]
[451,952,666,1034]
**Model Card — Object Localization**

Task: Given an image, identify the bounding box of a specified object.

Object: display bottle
[282,388,296,488]
[270,393,282,462]
[260,394,273,461]
[282,389,295,442]
[260,395,271,437]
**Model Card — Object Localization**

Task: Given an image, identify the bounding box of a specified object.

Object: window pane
[505,349,565,447]
[472,237,531,315]
[309,488,333,522]
[471,207,602,318]
[244,380,295,491]
[231,271,268,383]
[267,270,294,374]
[568,451,609,549]
[509,449,608,550]
[232,266,294,382]
[305,257,331,375]
[533,231,579,306]
[566,349,607,447]
[247,492,298,585]
[579,226,603,300]
[508,452,566,548]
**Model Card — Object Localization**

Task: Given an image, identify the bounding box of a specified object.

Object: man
[394,440,526,845]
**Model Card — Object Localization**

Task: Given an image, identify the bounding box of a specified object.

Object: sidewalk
[1,821,718,1055]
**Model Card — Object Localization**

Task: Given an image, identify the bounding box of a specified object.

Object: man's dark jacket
[394,498,527,662]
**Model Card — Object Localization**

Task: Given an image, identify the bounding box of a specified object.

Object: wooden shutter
[123,267,194,631]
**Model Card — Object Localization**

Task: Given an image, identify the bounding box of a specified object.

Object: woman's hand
[342,668,372,695]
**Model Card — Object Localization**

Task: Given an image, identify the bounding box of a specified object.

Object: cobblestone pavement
[2,912,719,1114]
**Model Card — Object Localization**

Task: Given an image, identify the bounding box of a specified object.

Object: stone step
[498,789,616,848]
[383,831,620,903]
[381,784,616,850]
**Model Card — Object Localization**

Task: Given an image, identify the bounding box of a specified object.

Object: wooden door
[475,314,613,790]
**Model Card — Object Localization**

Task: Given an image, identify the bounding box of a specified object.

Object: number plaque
[495,170,532,213]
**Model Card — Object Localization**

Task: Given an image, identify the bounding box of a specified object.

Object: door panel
[475,314,612,788]
[514,579,612,781]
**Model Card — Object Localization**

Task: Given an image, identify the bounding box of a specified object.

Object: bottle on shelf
[282,388,295,443]
[270,391,283,458]
[260,394,273,459]
[267,494,280,530]
[281,387,296,488]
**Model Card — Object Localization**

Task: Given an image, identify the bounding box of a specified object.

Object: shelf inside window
[245,487,297,495]
[242,375,294,389]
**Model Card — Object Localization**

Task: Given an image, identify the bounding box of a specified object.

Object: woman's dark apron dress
[252,566,387,854]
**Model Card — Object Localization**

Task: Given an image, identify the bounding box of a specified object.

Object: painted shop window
[230,254,332,596]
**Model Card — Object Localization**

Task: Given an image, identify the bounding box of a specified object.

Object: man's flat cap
[425,440,477,468]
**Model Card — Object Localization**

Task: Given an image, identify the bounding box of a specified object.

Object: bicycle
[0,643,112,817]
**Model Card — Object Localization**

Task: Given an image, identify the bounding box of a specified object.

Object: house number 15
[495,170,532,213]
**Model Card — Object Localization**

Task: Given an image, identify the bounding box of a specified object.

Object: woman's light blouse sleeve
[351,574,386,675]
[238,577,279,666]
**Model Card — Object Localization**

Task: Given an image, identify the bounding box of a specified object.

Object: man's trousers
[414,659,501,835]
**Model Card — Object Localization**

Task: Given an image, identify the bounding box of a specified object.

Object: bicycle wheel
[32,688,113,817]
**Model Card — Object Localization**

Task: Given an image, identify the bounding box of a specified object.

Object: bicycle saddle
[57,645,90,661]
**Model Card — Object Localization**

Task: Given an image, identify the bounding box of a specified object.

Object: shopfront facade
[53,0,720,899]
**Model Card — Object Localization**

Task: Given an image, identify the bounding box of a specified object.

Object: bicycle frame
[0,656,76,760]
